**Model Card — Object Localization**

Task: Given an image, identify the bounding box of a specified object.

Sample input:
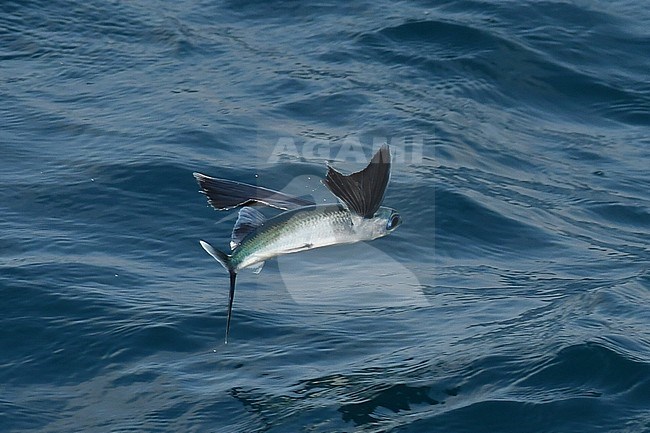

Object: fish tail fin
[200,240,232,272]
[225,271,236,344]
[199,240,237,344]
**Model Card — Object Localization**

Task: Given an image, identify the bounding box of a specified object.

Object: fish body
[226,204,400,271]
[195,145,401,342]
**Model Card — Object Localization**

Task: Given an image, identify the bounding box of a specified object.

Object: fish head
[357,206,402,240]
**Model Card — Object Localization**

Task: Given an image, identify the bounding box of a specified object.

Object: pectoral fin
[322,144,391,218]
[194,173,315,211]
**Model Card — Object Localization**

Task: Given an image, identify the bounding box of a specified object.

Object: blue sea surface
[2,0,649,432]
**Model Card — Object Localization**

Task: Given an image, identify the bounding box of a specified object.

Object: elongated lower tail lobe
[225,271,236,344]
[199,240,237,344]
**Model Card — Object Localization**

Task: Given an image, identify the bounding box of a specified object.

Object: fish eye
[386,213,401,230]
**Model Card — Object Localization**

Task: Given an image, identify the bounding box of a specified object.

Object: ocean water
[1,0,649,432]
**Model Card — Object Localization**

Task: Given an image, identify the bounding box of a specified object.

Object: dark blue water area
[1,0,650,431]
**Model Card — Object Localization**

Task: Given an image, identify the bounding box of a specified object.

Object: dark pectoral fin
[322,144,391,218]
[194,173,315,211]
